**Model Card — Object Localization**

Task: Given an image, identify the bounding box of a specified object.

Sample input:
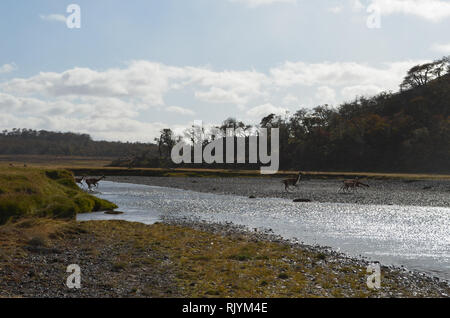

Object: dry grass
[1,219,448,298]
[81,221,379,297]
[1,155,448,180]
[0,155,112,169]
[0,218,77,259]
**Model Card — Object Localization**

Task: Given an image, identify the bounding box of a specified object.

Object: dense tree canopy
[0,129,157,158]
[142,59,450,173]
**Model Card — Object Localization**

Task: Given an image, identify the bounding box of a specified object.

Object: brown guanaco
[340,177,369,192]
[85,176,105,190]
[282,172,303,192]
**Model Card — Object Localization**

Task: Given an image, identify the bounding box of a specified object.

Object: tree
[401,57,450,91]
[155,129,175,158]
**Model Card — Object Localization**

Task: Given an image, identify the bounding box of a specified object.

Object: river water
[77,181,450,281]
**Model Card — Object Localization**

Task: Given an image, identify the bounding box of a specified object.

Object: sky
[0,0,450,142]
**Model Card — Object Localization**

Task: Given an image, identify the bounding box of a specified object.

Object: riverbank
[1,168,449,298]
[1,218,449,298]
[0,167,116,224]
[107,176,450,207]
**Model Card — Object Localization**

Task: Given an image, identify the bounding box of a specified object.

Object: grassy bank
[0,155,113,168]
[0,167,117,224]
[67,167,450,181]
[1,164,448,298]
[0,218,448,298]
[1,155,449,180]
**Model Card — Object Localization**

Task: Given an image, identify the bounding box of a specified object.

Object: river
[77,181,450,281]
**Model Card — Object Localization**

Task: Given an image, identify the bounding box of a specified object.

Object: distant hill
[111,60,450,174]
[0,129,158,159]
[272,60,450,173]
[142,58,450,174]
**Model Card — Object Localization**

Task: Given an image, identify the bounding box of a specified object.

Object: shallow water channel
[77,181,450,281]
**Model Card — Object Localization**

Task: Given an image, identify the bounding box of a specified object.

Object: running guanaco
[340,177,369,192]
[85,176,105,190]
[282,172,303,192]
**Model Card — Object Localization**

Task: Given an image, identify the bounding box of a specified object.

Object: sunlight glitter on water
[77,181,450,281]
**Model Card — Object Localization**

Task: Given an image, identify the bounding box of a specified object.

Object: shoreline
[102,177,450,287]
[1,172,449,298]
[163,217,450,288]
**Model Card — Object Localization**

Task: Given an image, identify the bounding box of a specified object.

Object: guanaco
[74,176,85,185]
[85,176,105,190]
[340,177,369,192]
[282,172,303,192]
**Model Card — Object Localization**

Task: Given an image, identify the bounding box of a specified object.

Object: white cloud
[229,0,297,8]
[0,94,170,142]
[0,113,46,130]
[166,106,195,116]
[370,0,450,22]
[0,59,427,141]
[246,103,288,118]
[0,63,17,74]
[2,62,183,106]
[188,68,269,105]
[328,6,344,14]
[0,92,139,119]
[0,61,270,141]
[38,116,170,143]
[282,94,300,106]
[350,0,365,12]
[270,60,420,91]
[341,84,385,101]
[431,42,450,54]
[6,60,416,113]
[315,86,336,105]
[195,87,244,104]
[2,62,268,108]
[40,14,67,23]
[0,92,48,113]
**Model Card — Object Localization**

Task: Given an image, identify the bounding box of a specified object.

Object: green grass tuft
[0,167,117,224]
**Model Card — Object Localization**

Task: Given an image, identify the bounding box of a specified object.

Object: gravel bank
[0,220,179,298]
[163,218,450,297]
[108,176,450,207]
[1,218,449,298]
